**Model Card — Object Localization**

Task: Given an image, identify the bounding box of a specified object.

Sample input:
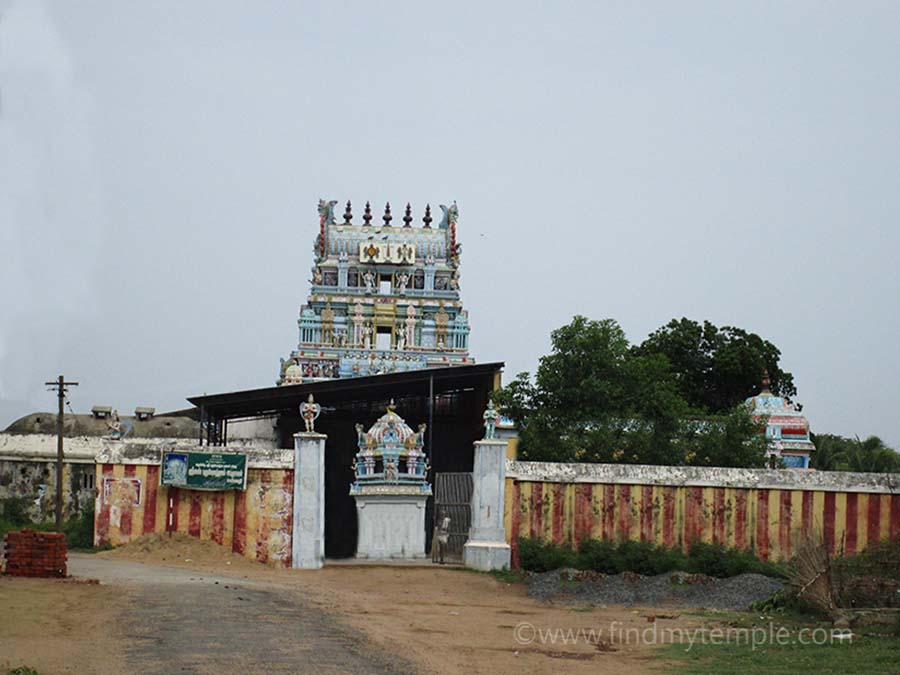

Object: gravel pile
[528,568,783,611]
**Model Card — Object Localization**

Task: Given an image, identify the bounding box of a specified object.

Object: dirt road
[67,556,412,675]
[4,536,694,674]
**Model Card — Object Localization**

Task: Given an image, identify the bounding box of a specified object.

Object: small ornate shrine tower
[350,402,432,559]
[277,199,473,384]
[746,372,815,468]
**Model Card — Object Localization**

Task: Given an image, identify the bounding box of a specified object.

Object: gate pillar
[463,439,511,571]
[292,432,327,569]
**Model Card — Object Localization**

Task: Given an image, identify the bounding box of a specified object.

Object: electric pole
[45,375,78,532]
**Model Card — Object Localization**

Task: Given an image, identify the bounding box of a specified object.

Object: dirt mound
[98,533,262,572]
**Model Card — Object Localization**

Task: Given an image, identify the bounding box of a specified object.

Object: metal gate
[432,472,473,564]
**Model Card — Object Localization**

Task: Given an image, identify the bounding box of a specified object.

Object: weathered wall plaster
[505,460,900,564]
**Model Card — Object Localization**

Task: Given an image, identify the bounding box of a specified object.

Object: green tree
[495,316,766,467]
[634,318,796,413]
[809,433,898,473]
[680,407,768,468]
[809,433,848,471]
[840,436,899,473]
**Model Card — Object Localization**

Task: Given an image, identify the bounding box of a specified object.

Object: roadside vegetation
[516,537,783,578]
[0,497,95,550]
[662,609,900,674]
[495,315,899,470]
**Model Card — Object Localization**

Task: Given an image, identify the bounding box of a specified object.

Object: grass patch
[663,608,900,674]
[664,634,900,674]
[489,568,527,584]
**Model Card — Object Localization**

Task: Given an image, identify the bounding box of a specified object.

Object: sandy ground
[4,534,706,674]
[102,535,701,673]
[0,576,128,675]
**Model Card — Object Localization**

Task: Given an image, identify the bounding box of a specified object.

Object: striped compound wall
[504,461,900,564]
[94,459,294,568]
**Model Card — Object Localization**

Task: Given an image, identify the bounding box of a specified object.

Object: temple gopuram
[277,199,473,384]
[746,372,815,469]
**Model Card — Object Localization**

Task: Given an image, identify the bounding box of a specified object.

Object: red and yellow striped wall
[504,480,900,565]
[94,463,294,568]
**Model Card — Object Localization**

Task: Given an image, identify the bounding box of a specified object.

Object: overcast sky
[1,1,898,448]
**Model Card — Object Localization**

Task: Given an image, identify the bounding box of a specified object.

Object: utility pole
[45,375,78,532]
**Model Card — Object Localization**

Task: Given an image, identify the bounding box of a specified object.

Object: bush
[518,537,779,578]
[62,502,95,549]
[517,537,579,572]
[686,542,781,578]
[616,540,688,575]
[0,497,30,528]
[0,498,95,549]
[577,540,618,573]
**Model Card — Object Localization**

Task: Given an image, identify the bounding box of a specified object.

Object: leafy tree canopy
[810,434,899,473]
[494,316,769,468]
[633,318,796,414]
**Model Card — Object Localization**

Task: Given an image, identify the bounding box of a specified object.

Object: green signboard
[161,451,247,490]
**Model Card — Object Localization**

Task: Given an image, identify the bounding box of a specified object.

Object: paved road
[69,555,413,675]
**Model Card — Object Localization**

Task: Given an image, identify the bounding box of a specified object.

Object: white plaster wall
[0,433,99,463]
[354,494,428,559]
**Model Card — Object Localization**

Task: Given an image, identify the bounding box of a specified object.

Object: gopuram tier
[277,199,473,384]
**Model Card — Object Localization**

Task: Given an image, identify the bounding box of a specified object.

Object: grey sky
[1,1,898,448]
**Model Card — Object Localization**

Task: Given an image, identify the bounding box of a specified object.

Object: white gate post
[292,432,327,569]
[463,439,511,571]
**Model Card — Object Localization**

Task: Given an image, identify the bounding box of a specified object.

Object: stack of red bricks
[3,529,67,577]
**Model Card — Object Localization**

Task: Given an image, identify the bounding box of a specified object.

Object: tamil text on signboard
[161,451,247,490]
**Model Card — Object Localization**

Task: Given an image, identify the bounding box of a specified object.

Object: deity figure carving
[482,400,500,440]
[363,322,372,350]
[312,266,323,285]
[362,270,376,294]
[106,409,122,439]
[396,330,406,351]
[396,271,410,295]
[321,301,335,345]
[397,243,414,264]
[318,199,338,226]
[434,301,449,347]
[417,422,427,447]
[450,272,459,290]
[352,301,365,346]
[384,456,398,482]
[301,394,322,433]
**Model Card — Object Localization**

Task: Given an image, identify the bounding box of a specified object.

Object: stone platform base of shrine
[463,541,511,571]
[353,493,429,559]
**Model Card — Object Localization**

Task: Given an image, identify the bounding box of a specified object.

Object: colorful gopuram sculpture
[746,372,815,468]
[277,199,473,384]
[350,401,432,559]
